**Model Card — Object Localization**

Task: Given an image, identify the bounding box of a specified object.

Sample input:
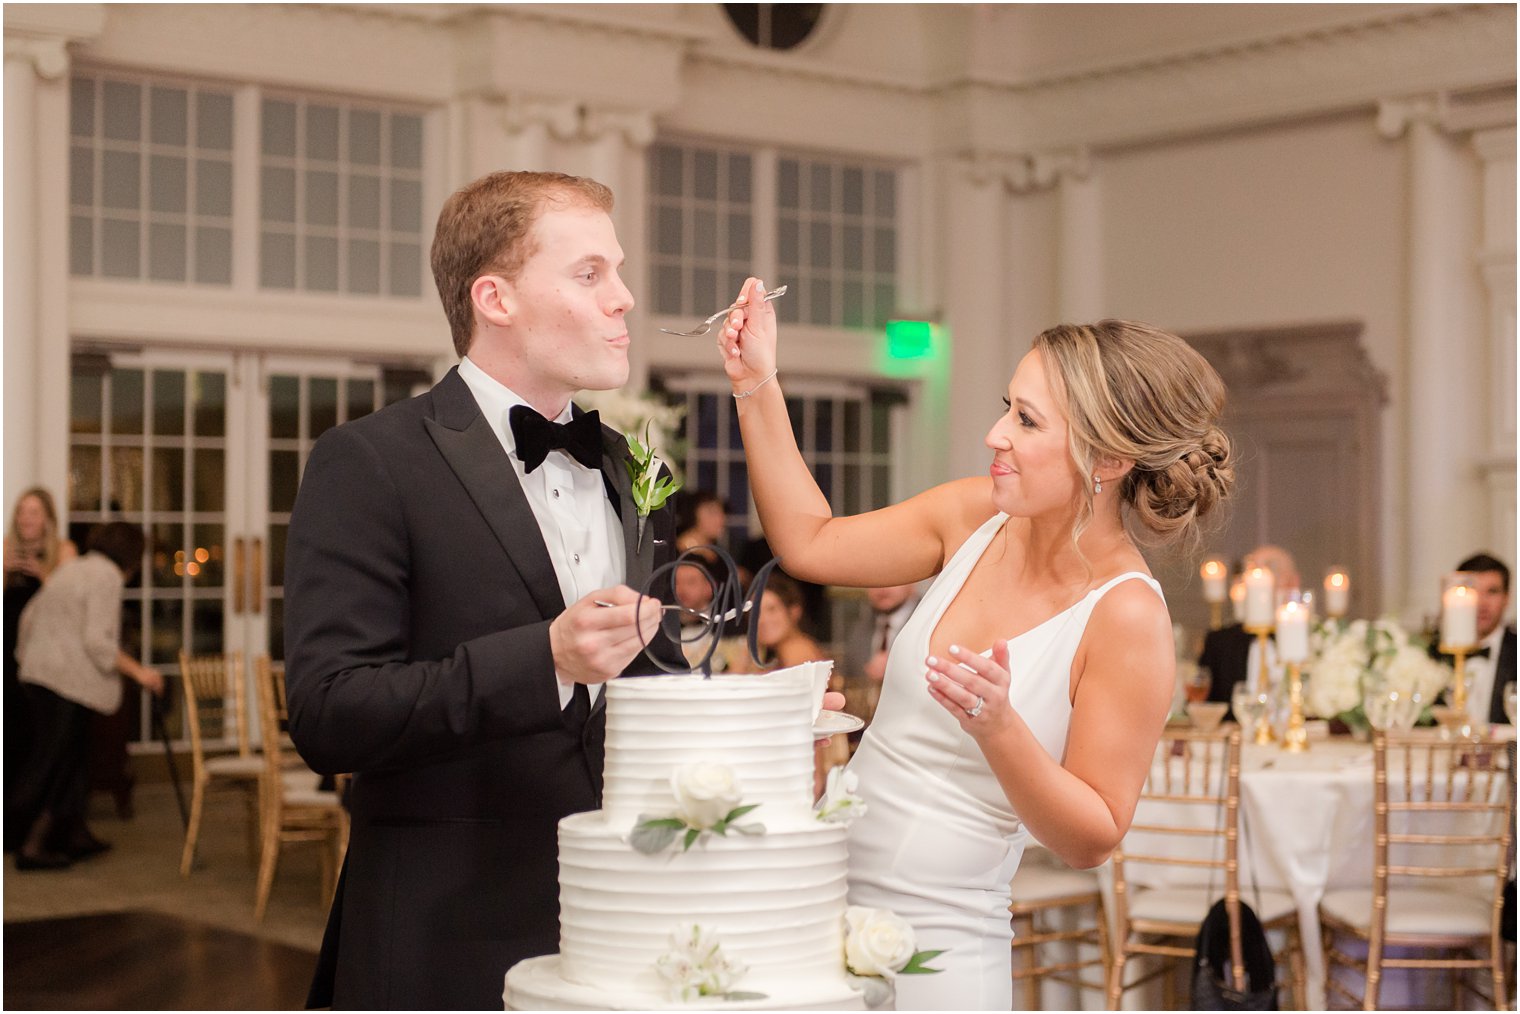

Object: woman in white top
[714,280,1234,1008]
[9,522,163,868]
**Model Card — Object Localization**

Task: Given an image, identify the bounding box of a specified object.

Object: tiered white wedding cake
[503,667,868,1011]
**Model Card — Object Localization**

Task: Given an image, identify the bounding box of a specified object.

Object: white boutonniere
[625,422,680,551]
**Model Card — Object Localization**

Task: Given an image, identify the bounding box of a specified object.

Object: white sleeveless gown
[845,513,1164,1010]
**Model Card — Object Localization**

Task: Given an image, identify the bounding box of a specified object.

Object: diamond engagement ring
[967,696,984,718]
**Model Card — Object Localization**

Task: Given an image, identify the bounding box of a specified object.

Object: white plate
[812,710,865,737]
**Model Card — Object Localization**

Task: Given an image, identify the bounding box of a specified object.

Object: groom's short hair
[431,170,614,358]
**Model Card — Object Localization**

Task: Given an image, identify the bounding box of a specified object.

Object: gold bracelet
[733,368,778,399]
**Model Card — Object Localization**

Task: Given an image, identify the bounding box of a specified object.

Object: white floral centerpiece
[631,763,765,854]
[1306,618,1449,733]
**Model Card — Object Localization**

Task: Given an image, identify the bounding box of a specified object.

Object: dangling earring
[1093,473,1102,495]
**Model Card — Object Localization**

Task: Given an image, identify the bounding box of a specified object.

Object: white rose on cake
[843,907,917,978]
[671,763,743,830]
[815,766,868,824]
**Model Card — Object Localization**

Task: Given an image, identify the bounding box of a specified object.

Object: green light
[886,319,935,360]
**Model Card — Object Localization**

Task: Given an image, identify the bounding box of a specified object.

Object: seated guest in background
[1440,552,1514,726]
[748,572,828,671]
[839,582,923,728]
[675,489,729,553]
[1199,544,1299,712]
[7,522,163,869]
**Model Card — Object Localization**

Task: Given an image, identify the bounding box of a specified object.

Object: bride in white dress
[713,279,1235,1009]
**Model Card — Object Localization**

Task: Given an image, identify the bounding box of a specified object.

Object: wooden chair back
[1111,726,1246,990]
[1372,730,1513,934]
[177,651,249,763]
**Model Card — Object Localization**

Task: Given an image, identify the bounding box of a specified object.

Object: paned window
[648,142,899,330]
[777,155,897,329]
[258,96,426,296]
[69,74,235,284]
[649,142,755,317]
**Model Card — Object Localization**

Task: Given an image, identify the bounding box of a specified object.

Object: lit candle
[1229,578,1246,623]
[1441,584,1479,648]
[1200,558,1228,604]
[1275,600,1310,663]
[1323,569,1350,618]
[1243,567,1275,628]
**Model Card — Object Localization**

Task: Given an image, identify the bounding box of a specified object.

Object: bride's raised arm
[715,276,985,589]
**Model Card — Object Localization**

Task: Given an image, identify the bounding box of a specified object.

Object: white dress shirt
[1464,624,1505,725]
[457,356,625,708]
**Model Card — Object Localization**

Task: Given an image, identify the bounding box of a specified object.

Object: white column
[4,34,71,518]
[1473,126,1518,581]
[5,42,41,514]
[1036,148,1103,323]
[942,153,1011,482]
[582,107,656,389]
[1378,98,1485,612]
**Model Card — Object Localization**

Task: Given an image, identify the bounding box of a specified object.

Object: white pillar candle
[1275,601,1310,663]
[1243,567,1275,628]
[1229,578,1246,623]
[1200,559,1228,603]
[1440,584,1479,648]
[1323,571,1350,618]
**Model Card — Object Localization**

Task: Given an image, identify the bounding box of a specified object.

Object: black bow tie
[508,405,603,473]
[1469,645,1492,659]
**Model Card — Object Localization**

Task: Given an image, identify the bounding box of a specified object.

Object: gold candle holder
[1281,662,1308,753]
[1243,623,1276,744]
[1439,643,1472,716]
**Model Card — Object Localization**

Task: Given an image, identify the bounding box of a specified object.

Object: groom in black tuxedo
[1437,553,1515,725]
[283,171,687,1009]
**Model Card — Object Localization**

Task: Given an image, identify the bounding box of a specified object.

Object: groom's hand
[550,585,663,685]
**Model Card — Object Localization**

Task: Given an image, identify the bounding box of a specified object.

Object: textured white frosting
[504,667,863,1011]
[557,813,851,998]
[601,671,820,829]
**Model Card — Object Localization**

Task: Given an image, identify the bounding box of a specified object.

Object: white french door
[68,346,424,747]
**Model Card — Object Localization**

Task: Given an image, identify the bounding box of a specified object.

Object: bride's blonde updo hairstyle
[1034,320,1234,549]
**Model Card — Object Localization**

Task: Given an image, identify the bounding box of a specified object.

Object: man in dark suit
[1199,545,1299,714]
[283,171,686,1009]
[1442,553,1515,726]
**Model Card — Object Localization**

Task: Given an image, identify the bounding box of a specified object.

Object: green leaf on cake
[899,949,947,975]
[681,827,702,851]
[630,817,685,855]
[722,991,769,1001]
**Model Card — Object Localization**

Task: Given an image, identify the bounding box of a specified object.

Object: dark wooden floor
[4,910,316,1010]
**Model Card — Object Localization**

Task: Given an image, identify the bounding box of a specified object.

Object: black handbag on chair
[1190,898,1278,1010]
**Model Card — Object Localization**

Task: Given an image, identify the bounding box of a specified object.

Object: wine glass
[1504,682,1516,725]
[1231,681,1265,737]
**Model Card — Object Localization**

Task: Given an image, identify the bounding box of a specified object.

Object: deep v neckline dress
[844,512,1163,1010]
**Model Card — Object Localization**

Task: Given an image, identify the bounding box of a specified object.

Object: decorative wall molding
[1375,95,1446,140]
[488,92,657,147]
[1184,320,1388,405]
[3,35,69,79]
[951,147,1091,194]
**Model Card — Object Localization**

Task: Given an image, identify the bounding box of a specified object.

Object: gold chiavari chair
[1009,846,1110,1009]
[1320,729,1512,1011]
[177,651,261,875]
[1106,726,1304,1009]
[252,655,348,922]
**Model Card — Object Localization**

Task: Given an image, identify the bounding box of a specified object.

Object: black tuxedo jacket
[1198,623,1253,718]
[283,368,683,1009]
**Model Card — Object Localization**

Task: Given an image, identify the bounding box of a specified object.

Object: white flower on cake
[654,924,763,1003]
[815,766,868,824]
[672,763,743,829]
[843,906,944,980]
[630,763,765,854]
